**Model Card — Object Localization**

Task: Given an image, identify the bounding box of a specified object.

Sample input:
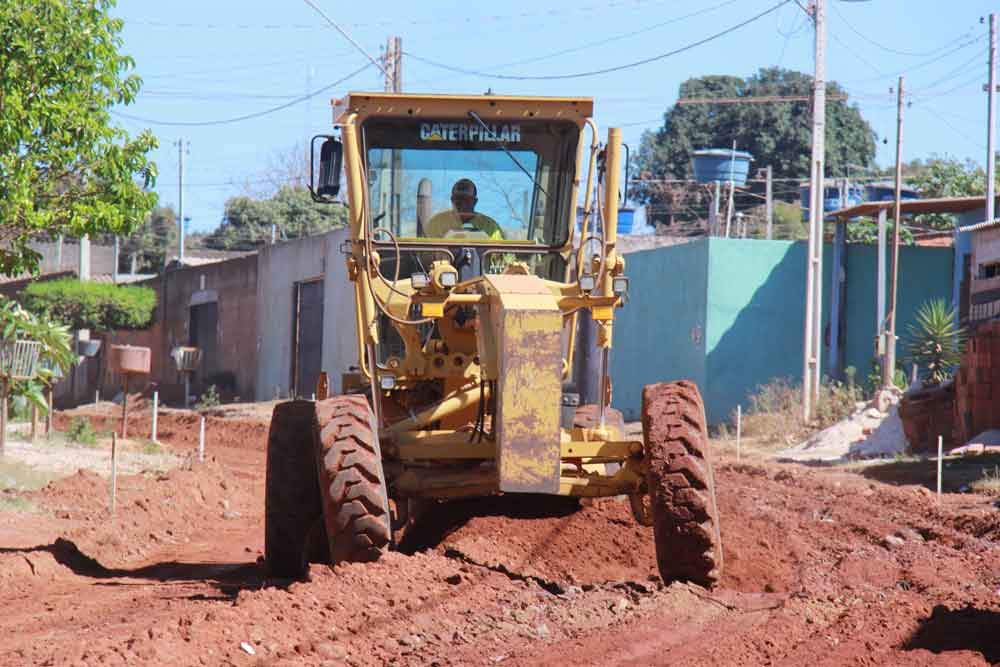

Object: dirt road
[1,406,1000,666]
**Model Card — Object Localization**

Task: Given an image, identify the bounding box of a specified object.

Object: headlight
[410,273,430,289]
[379,375,396,390]
[579,273,596,292]
[439,270,458,288]
[612,276,629,296]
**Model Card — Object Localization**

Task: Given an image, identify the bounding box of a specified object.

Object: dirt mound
[404,495,658,587]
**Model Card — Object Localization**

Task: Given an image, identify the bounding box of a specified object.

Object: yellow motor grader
[264,92,722,586]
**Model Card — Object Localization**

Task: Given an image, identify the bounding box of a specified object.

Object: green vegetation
[204,186,347,250]
[0,0,157,277]
[633,67,876,226]
[22,279,156,331]
[195,385,221,411]
[66,416,97,447]
[0,299,74,414]
[737,372,863,447]
[906,299,966,388]
[0,495,40,514]
[120,206,179,273]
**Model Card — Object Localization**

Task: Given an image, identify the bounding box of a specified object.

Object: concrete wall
[610,240,708,421]
[255,227,357,400]
[100,256,259,404]
[610,237,954,424]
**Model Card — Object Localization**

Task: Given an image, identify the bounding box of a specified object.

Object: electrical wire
[110,63,371,127]
[404,0,792,81]
[830,3,975,59]
[299,0,391,79]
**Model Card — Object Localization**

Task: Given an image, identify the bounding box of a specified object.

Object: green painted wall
[703,238,831,424]
[609,237,954,425]
[842,244,954,384]
[609,240,708,421]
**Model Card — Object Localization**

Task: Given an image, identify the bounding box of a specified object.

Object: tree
[120,206,179,273]
[204,186,348,250]
[633,68,877,226]
[0,0,157,277]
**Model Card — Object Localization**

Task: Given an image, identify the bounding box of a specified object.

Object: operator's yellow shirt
[425,210,504,239]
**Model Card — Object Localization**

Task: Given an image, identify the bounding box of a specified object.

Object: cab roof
[332,92,594,125]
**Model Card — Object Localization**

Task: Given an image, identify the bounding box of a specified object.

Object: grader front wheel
[314,395,392,564]
[642,381,723,588]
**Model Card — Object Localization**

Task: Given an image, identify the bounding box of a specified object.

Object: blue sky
[111,0,997,233]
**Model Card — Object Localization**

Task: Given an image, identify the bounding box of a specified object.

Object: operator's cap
[451,179,477,198]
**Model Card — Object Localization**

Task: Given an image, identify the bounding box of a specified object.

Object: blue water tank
[691,149,753,186]
[799,183,865,216]
[864,182,920,202]
[617,208,635,235]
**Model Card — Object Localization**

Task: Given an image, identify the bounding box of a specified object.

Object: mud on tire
[314,395,392,564]
[642,381,722,588]
[264,400,325,578]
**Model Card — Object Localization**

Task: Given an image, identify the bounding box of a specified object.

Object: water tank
[691,149,753,186]
[799,183,866,216]
[617,209,635,235]
[864,182,920,202]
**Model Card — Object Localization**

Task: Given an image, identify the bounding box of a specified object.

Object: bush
[21,279,156,331]
[66,416,97,446]
[739,372,864,447]
[195,385,220,411]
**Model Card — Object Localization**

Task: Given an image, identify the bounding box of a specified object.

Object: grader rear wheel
[642,380,722,588]
[314,395,392,564]
[264,400,324,578]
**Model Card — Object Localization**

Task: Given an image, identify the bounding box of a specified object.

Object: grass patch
[970,465,1000,495]
[66,416,97,447]
[730,373,864,449]
[134,438,164,455]
[0,459,56,492]
[0,495,40,514]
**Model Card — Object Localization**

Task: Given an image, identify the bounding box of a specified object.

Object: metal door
[293,280,324,398]
[189,302,218,383]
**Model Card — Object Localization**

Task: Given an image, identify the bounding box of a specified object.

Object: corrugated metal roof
[829,196,1000,220]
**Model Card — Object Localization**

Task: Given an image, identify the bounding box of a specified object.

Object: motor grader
[264,92,722,587]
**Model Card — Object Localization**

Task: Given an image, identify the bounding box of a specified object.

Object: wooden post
[121,373,129,439]
[110,431,118,515]
[46,386,53,438]
[30,404,37,443]
[937,435,943,502]
[0,382,7,456]
[736,405,742,462]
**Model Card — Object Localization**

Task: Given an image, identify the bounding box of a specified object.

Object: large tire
[642,381,723,588]
[314,395,392,564]
[265,400,324,578]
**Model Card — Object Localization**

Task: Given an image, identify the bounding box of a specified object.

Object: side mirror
[310,135,343,201]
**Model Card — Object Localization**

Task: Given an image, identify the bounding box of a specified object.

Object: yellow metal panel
[592,305,614,321]
[333,92,594,124]
[421,302,444,318]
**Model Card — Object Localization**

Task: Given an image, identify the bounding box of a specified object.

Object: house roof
[829,195,1000,221]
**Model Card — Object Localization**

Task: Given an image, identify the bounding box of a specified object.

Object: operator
[425,178,504,239]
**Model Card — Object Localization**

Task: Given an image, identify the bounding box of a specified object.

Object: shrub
[195,385,221,411]
[66,416,97,446]
[21,279,156,331]
[906,299,966,387]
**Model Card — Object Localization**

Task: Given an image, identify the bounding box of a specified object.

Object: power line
[405,0,792,81]
[830,3,975,59]
[482,0,742,71]
[300,0,391,79]
[111,63,371,127]
[843,34,986,84]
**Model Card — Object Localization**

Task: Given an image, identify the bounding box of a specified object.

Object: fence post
[110,432,118,515]
[736,405,742,462]
[151,391,158,442]
[936,435,943,501]
[198,416,205,463]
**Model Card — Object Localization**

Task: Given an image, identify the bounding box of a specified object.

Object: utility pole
[884,77,905,389]
[802,0,825,421]
[765,165,774,240]
[383,36,402,93]
[176,139,188,266]
[987,13,997,226]
[112,236,119,283]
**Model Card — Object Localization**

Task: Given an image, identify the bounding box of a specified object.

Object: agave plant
[906,299,966,388]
